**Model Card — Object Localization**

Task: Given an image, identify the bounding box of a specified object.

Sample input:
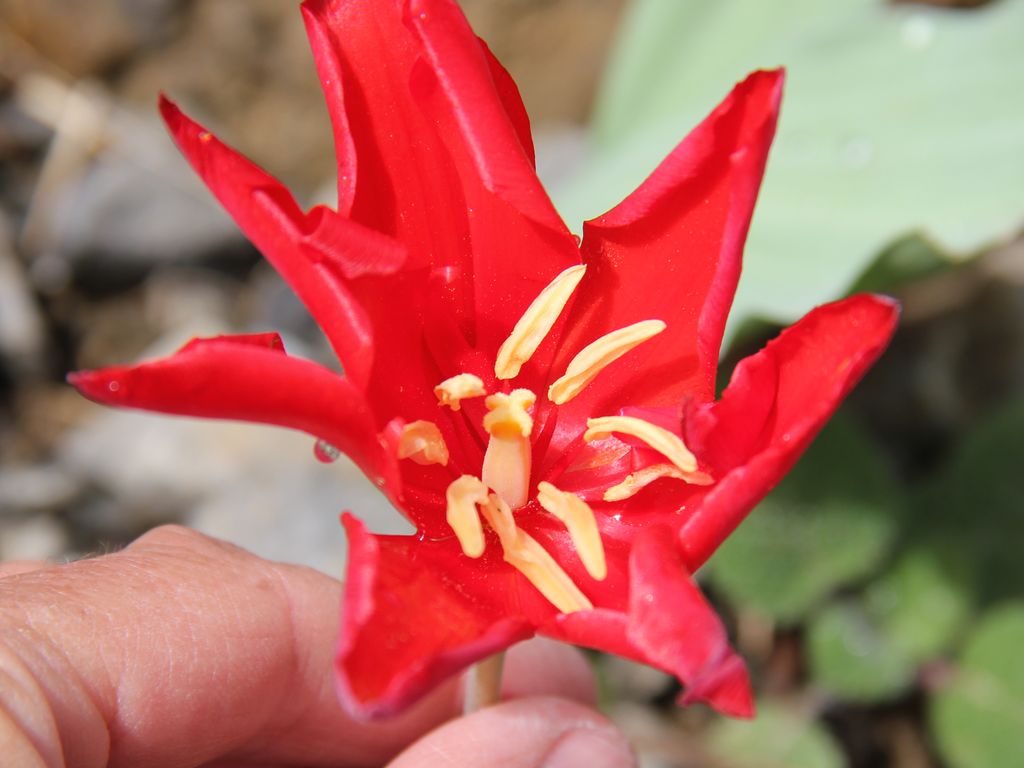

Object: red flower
[69,0,898,720]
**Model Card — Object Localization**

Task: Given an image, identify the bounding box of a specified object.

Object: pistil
[481,389,535,509]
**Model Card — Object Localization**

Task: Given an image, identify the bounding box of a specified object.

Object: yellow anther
[537,482,607,580]
[495,264,586,380]
[603,463,714,502]
[548,319,666,405]
[397,420,450,466]
[584,415,698,474]
[482,389,535,509]
[434,373,486,411]
[444,475,489,558]
[480,494,592,614]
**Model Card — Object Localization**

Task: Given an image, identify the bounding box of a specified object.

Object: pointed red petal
[67,335,397,491]
[478,36,536,168]
[679,293,900,570]
[404,0,580,367]
[336,515,534,718]
[553,70,783,426]
[159,97,405,389]
[542,528,753,717]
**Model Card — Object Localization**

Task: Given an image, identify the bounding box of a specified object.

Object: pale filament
[434,373,486,411]
[445,475,488,558]
[481,389,535,509]
[602,463,714,502]
[495,264,586,380]
[397,420,450,466]
[548,319,667,405]
[537,482,607,580]
[584,415,698,473]
[479,494,593,614]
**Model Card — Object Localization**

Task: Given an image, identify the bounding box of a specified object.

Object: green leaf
[864,544,971,663]
[922,397,1024,606]
[931,604,1024,768]
[551,0,1024,333]
[808,599,915,702]
[710,413,900,621]
[707,702,845,768]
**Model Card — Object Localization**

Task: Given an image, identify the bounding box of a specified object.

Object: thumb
[387,697,636,768]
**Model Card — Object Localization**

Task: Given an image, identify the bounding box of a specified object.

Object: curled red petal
[551,70,783,435]
[679,293,900,570]
[67,335,398,494]
[336,514,533,718]
[159,97,406,390]
[542,528,752,718]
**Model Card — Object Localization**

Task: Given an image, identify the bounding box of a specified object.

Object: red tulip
[70,0,898,720]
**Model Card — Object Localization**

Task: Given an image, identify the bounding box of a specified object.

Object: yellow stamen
[397,420,450,466]
[603,463,714,502]
[482,389,535,509]
[444,475,488,558]
[584,415,698,473]
[548,320,667,404]
[434,373,486,411]
[480,493,593,614]
[537,482,607,580]
[495,264,586,380]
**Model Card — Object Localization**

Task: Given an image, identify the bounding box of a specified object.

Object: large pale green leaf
[707,702,845,768]
[931,604,1024,768]
[710,413,900,622]
[551,0,1024,332]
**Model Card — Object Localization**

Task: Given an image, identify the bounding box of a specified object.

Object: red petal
[551,70,783,431]
[478,36,536,168]
[336,515,533,718]
[67,335,398,493]
[159,97,405,390]
[679,293,900,570]
[404,0,581,370]
[543,528,753,717]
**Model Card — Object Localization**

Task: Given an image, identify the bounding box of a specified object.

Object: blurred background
[0,0,1022,765]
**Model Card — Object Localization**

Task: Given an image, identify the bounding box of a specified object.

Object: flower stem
[463,651,505,715]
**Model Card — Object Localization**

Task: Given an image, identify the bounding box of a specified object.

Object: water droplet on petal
[108,380,121,392]
[314,439,341,463]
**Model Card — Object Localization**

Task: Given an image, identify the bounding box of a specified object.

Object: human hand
[0,526,634,767]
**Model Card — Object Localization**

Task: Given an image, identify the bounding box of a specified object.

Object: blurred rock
[0,215,46,377]
[0,0,182,78]
[0,463,82,515]
[0,513,69,561]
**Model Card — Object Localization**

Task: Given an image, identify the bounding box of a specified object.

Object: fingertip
[500,637,597,707]
[387,697,635,768]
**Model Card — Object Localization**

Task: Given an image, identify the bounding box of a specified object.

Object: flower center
[394,262,712,614]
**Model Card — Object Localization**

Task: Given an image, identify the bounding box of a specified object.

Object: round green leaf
[808,600,915,702]
[931,604,1024,768]
[711,414,900,621]
[707,702,845,768]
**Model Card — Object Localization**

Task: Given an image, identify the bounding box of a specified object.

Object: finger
[0,560,49,578]
[0,525,596,768]
[387,697,636,768]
